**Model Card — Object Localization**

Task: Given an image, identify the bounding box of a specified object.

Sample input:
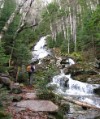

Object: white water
[32,36,50,60]
[51,73,99,95]
[50,58,100,108]
[66,58,75,66]
[32,36,100,108]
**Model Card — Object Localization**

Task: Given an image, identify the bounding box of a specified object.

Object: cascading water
[32,36,50,61]
[51,73,99,95]
[32,36,100,119]
[50,59,100,109]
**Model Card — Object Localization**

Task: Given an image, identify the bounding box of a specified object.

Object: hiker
[27,63,35,85]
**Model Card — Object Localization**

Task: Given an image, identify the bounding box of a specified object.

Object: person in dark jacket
[27,63,35,85]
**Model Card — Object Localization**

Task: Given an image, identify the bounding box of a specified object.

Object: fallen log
[54,92,100,110]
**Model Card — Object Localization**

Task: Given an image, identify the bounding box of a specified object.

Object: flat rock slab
[24,93,37,99]
[16,100,58,112]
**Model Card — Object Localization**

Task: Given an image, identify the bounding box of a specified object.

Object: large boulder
[59,76,69,88]
[66,64,97,76]
[0,74,12,87]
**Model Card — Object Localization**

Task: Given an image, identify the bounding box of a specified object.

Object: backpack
[27,65,32,72]
[27,65,35,72]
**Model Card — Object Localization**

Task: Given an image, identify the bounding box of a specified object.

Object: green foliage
[61,40,68,54]
[35,64,58,100]
[0,0,20,71]
[77,5,100,58]
[0,110,12,119]
[0,0,35,69]
[51,103,69,119]
[0,87,11,103]
[36,80,55,100]
[0,87,12,119]
[47,37,55,48]
[47,32,65,48]
[0,0,16,31]
[17,72,28,83]
[42,2,59,22]
[70,52,83,61]
[0,43,9,72]
[14,43,31,66]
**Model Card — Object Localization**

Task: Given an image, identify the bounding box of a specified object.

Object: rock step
[23,93,37,100]
[16,100,58,112]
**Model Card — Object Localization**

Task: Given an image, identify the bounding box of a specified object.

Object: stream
[32,36,100,119]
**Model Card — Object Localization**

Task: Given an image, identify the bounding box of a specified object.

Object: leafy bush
[35,64,58,100]
[0,87,12,119]
[70,52,83,61]
[0,43,9,72]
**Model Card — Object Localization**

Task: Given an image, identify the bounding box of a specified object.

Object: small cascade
[50,58,100,108]
[51,58,98,95]
[51,73,99,95]
[32,36,50,60]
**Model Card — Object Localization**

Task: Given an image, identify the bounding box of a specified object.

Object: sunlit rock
[16,100,58,112]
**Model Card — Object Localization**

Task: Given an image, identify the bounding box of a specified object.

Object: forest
[0,0,100,119]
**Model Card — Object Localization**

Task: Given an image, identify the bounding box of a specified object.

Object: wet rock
[16,100,58,112]
[60,58,68,65]
[87,78,92,82]
[67,64,84,76]
[95,58,100,69]
[56,57,62,68]
[63,68,69,74]
[60,76,69,88]
[93,87,100,96]
[31,59,39,64]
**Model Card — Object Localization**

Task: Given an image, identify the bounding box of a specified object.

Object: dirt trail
[7,86,48,119]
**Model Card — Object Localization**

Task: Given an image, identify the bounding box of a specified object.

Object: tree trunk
[54,92,100,110]
[63,96,100,110]
[9,0,35,67]
[16,66,20,82]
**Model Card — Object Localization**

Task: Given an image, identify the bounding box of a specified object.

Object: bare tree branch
[0,0,29,42]
[9,0,35,67]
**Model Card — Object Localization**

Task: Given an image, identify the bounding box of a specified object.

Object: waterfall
[32,37,100,108]
[51,73,99,95]
[32,36,50,61]
[50,58,100,108]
